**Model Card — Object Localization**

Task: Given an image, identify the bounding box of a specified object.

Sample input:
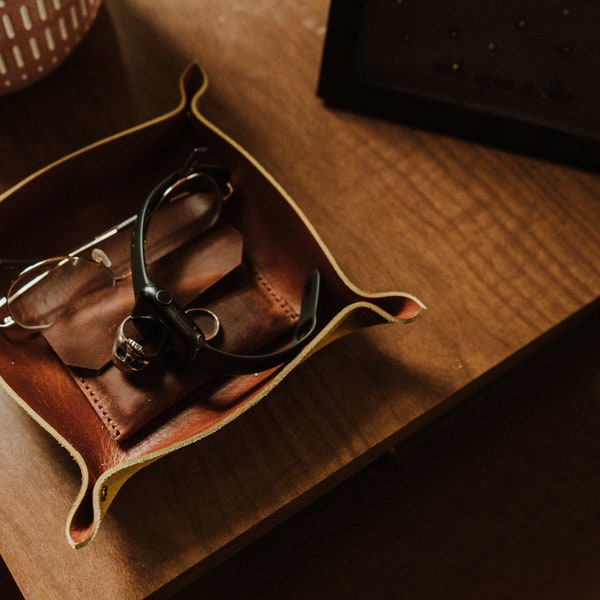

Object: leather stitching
[79,377,121,438]
[254,271,299,322]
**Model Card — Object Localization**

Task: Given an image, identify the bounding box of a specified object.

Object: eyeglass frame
[0,151,228,330]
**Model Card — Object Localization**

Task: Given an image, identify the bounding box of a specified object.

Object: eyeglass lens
[6,256,115,329]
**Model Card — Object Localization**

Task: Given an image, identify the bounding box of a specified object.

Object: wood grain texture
[180,310,600,600]
[0,1,598,598]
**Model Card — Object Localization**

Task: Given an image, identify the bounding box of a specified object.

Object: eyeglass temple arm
[0,215,138,271]
[0,148,224,272]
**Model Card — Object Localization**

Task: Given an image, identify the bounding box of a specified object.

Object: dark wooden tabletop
[0,1,598,598]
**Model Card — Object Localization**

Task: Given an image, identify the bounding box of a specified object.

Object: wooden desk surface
[0,1,598,598]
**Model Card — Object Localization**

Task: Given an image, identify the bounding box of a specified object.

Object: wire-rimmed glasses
[0,216,135,330]
[0,166,227,331]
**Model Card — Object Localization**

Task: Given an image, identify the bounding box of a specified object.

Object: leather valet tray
[0,65,424,547]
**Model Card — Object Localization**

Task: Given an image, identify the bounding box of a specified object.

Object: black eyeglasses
[113,148,321,376]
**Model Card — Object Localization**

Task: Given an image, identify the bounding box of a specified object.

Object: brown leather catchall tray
[0,65,425,547]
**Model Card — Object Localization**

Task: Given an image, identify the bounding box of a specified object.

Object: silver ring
[112,316,163,373]
[186,308,220,341]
